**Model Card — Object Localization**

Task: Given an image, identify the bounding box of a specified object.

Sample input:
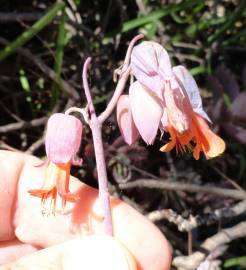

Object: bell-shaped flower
[29,113,83,214]
[117,82,163,145]
[160,66,225,160]
[127,41,225,159]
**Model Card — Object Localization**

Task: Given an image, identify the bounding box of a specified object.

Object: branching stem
[98,34,144,124]
[81,34,144,235]
[82,57,113,235]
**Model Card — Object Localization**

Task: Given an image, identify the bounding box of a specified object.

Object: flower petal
[164,81,192,134]
[129,81,163,144]
[131,41,172,99]
[160,127,177,152]
[173,65,211,123]
[160,108,169,131]
[45,113,83,164]
[55,163,79,205]
[193,113,225,159]
[116,95,140,145]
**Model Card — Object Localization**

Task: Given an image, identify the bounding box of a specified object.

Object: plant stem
[98,34,144,124]
[81,34,144,235]
[82,57,113,235]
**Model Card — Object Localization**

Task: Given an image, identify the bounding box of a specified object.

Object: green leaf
[0,1,65,62]
[224,256,246,268]
[19,69,30,93]
[121,0,202,33]
[190,66,206,76]
[50,7,67,108]
[208,0,246,45]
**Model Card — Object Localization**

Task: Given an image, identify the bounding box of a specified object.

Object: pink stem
[81,34,144,235]
[98,34,144,124]
[82,57,113,236]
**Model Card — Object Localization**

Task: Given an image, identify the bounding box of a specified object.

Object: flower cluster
[29,113,83,214]
[117,41,225,159]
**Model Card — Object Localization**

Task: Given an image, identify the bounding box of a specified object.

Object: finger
[0,239,39,264]
[0,151,24,241]
[0,236,137,270]
[0,150,172,270]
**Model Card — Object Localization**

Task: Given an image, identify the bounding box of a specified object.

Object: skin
[0,150,172,269]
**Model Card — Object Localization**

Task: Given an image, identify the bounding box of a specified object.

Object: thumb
[0,236,137,270]
[63,236,137,270]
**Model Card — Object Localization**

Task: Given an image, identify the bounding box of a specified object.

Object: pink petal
[116,95,140,145]
[131,41,172,99]
[129,81,163,144]
[164,80,192,133]
[45,113,83,164]
[173,65,211,123]
[160,108,169,131]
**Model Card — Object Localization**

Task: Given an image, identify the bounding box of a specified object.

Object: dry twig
[0,12,43,22]
[147,200,246,231]
[25,136,45,154]
[0,37,80,101]
[119,179,246,200]
[173,221,246,270]
[0,117,47,133]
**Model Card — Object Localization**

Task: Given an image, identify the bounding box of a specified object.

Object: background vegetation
[0,0,245,269]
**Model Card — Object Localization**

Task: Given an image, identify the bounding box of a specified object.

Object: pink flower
[45,113,83,165]
[29,113,83,213]
[117,41,225,159]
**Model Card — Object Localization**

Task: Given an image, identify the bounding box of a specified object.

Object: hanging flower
[29,113,83,214]
[160,66,225,160]
[117,41,225,160]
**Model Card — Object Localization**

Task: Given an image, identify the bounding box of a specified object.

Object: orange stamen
[160,112,225,160]
[29,161,78,214]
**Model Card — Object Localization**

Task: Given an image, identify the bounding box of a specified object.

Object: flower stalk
[82,57,113,235]
[81,34,144,235]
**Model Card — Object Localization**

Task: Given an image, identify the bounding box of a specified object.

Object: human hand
[0,150,171,269]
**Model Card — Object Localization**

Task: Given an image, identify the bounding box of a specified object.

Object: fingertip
[62,236,137,270]
[112,201,172,270]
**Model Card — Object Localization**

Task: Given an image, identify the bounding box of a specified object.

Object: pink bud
[117,95,140,145]
[45,113,82,164]
[131,41,172,99]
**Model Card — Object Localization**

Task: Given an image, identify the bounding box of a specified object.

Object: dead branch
[0,12,43,22]
[0,117,47,133]
[25,136,45,154]
[0,37,80,101]
[119,179,246,200]
[172,221,246,270]
[147,200,246,231]
[0,141,21,152]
